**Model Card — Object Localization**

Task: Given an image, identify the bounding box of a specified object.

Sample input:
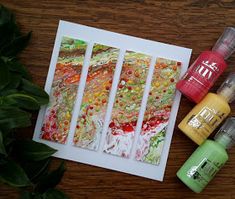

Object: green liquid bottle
[177,117,235,193]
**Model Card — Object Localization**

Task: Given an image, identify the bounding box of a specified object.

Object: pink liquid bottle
[176,27,235,103]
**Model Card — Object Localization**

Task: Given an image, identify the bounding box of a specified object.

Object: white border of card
[33,20,192,181]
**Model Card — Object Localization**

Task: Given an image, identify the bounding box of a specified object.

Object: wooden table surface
[1,0,235,198]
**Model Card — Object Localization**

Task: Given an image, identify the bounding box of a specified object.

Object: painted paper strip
[40,36,87,144]
[73,44,119,150]
[135,58,181,165]
[103,51,151,158]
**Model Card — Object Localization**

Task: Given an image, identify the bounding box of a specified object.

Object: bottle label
[186,158,223,188]
[195,60,219,81]
[183,52,226,90]
[187,106,226,139]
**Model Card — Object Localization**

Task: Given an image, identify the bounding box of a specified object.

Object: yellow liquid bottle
[178,73,235,145]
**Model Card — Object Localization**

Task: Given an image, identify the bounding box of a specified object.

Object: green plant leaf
[0,96,15,106]
[4,73,21,90]
[20,78,49,105]
[0,4,12,26]
[0,130,6,155]
[34,195,43,199]
[16,140,57,161]
[21,78,48,97]
[3,133,14,147]
[22,158,51,182]
[26,94,49,105]
[0,157,7,165]
[0,88,18,96]
[5,93,40,110]
[0,60,10,90]
[42,189,69,199]
[8,60,32,80]
[0,107,31,130]
[0,5,19,50]
[0,159,31,187]
[0,31,32,57]
[19,191,33,199]
[35,162,66,193]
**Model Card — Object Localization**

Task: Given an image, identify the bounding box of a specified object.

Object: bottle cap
[217,73,235,103]
[212,27,235,60]
[215,117,235,149]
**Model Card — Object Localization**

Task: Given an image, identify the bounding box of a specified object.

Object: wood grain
[1,0,235,198]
